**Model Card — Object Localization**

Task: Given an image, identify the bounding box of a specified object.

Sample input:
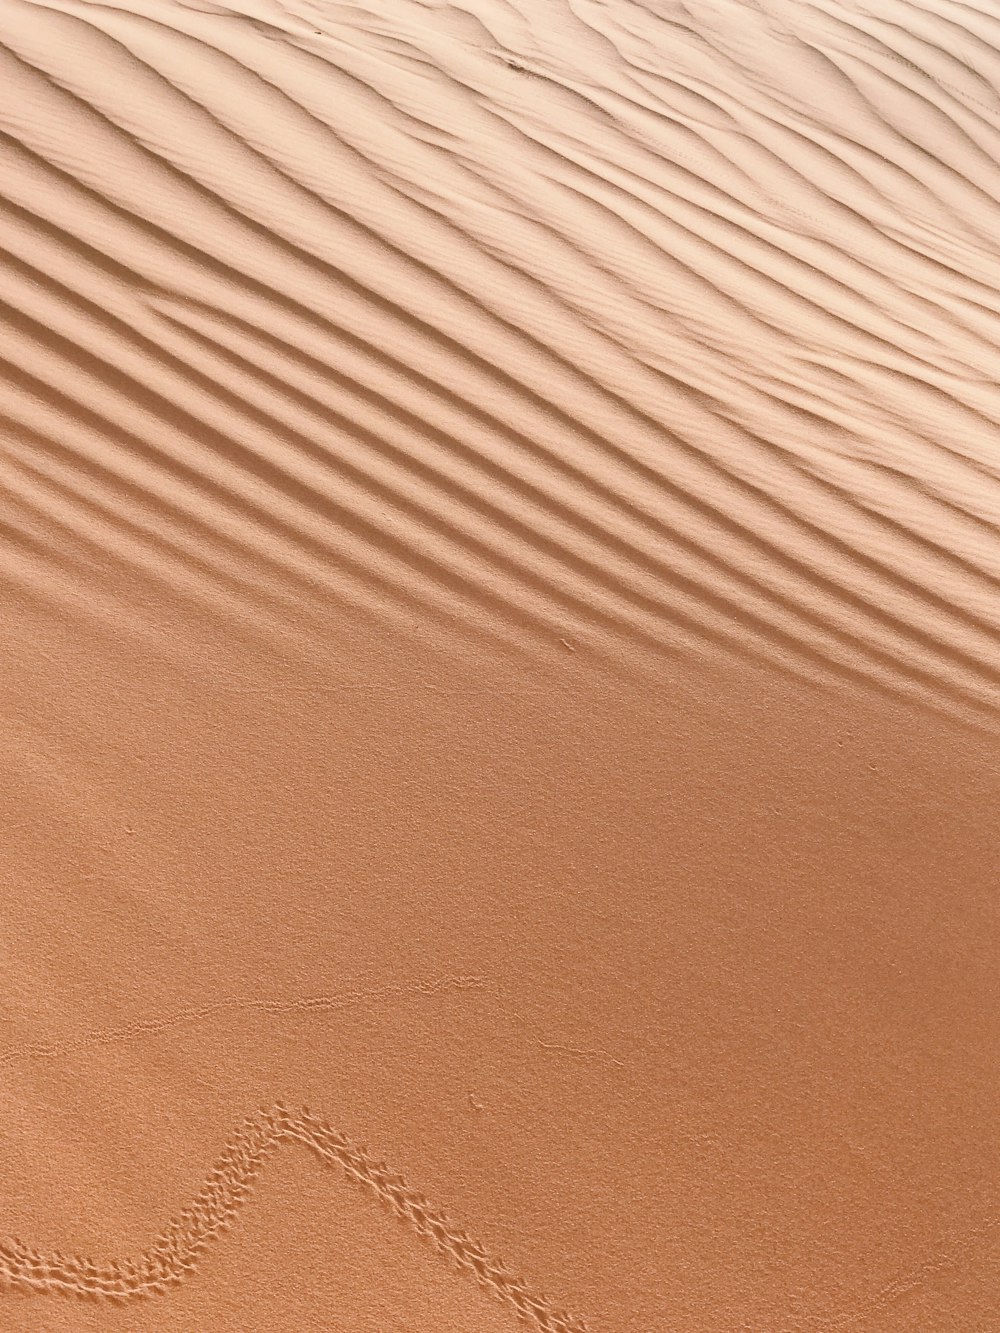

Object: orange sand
[1,1,999,1331]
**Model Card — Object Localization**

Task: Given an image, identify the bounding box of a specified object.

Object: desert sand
[0,0,998,1330]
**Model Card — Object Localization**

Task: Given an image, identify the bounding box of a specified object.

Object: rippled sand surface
[1,1,998,1330]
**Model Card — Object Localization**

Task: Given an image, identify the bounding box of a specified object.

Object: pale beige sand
[1,1,999,1330]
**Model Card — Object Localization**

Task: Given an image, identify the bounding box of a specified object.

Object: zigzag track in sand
[0,1103,589,1333]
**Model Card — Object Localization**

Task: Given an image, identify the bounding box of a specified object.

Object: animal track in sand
[0,1103,590,1333]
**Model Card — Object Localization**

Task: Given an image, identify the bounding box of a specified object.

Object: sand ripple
[1,0,999,722]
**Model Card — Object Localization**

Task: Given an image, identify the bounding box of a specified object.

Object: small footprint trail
[0,1103,589,1333]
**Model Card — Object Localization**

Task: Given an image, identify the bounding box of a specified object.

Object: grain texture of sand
[1,0,998,1330]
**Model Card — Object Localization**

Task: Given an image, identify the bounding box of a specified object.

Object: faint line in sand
[534,1038,625,1070]
[814,1206,1000,1332]
[0,974,485,1072]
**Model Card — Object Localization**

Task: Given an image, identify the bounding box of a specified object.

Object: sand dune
[1,0,999,1330]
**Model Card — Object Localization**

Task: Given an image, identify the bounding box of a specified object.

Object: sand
[0,0,998,1330]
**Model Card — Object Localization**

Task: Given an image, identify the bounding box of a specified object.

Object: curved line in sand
[0,1103,589,1333]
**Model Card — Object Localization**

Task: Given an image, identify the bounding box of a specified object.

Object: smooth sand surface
[1,1,999,1330]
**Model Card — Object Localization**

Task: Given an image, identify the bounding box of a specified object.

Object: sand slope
[1,1,999,1331]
